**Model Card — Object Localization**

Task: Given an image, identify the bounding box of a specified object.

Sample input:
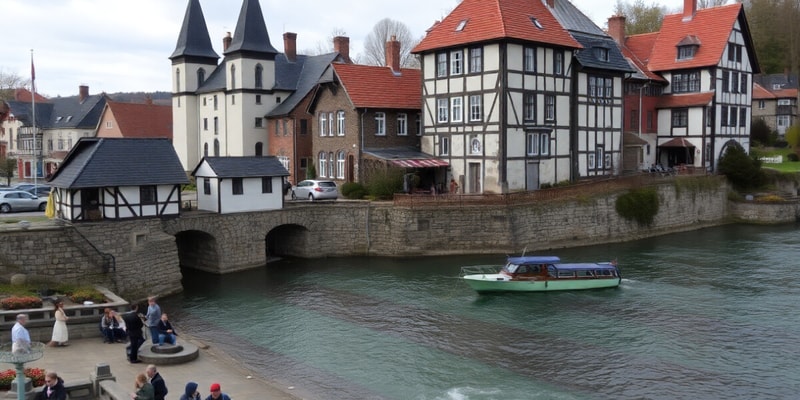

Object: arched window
[337,151,345,179]
[329,152,335,178]
[197,68,206,87]
[204,143,209,157]
[175,68,181,92]
[214,139,220,156]
[255,142,263,156]
[230,65,236,89]
[255,64,263,89]
[319,152,327,178]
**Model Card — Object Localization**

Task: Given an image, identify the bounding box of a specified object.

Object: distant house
[752,73,798,137]
[47,137,188,221]
[96,100,173,140]
[191,156,289,214]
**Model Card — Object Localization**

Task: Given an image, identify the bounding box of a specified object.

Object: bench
[98,380,130,400]
[65,378,94,400]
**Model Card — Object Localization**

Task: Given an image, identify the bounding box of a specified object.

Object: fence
[759,155,783,164]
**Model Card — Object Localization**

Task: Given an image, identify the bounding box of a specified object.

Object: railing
[460,265,501,276]
[70,226,116,273]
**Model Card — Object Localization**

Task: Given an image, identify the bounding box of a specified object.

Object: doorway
[468,162,481,193]
[526,162,539,190]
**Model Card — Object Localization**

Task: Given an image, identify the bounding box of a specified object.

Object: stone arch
[266,224,310,259]
[174,230,220,273]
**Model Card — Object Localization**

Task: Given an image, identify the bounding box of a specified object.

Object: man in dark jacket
[36,371,66,400]
[146,364,168,400]
[122,304,145,363]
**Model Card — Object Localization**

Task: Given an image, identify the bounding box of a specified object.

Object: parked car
[27,186,52,197]
[0,190,47,213]
[11,183,49,192]
[291,180,338,201]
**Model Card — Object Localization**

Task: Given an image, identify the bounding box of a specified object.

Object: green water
[163,223,800,399]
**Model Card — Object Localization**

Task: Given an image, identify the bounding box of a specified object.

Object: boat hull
[462,274,621,293]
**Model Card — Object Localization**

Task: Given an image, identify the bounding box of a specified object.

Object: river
[162,223,800,399]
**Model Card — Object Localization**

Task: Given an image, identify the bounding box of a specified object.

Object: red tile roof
[620,34,666,82]
[105,101,173,139]
[412,0,580,53]
[332,64,421,109]
[752,83,775,100]
[648,4,743,72]
[13,88,49,103]
[655,92,714,109]
[771,88,798,99]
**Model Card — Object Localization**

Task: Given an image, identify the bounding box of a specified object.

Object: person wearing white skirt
[49,300,69,347]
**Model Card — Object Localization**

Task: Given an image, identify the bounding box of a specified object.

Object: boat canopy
[553,263,617,270]
[507,256,561,265]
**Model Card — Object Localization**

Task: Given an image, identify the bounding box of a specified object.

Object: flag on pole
[30,53,36,91]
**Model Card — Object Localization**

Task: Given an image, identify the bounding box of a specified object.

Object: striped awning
[390,159,450,168]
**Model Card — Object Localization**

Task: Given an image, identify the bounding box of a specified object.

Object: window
[175,69,180,92]
[469,47,482,73]
[722,72,729,93]
[437,53,447,77]
[589,76,613,101]
[778,99,792,106]
[320,112,327,136]
[278,155,289,170]
[778,115,790,127]
[588,153,595,169]
[232,178,243,195]
[213,95,218,110]
[300,119,308,134]
[729,106,738,126]
[255,117,263,128]
[672,109,688,127]
[706,107,713,127]
[440,137,450,155]
[214,138,219,156]
[328,112,335,136]
[140,186,157,205]
[630,109,639,130]
[524,47,536,72]
[255,64,263,88]
[256,95,261,104]
[523,92,536,121]
[230,65,236,89]
[672,71,700,93]
[739,107,746,127]
[416,114,422,136]
[375,112,386,135]
[553,50,564,76]
[758,100,765,109]
[329,153,334,179]
[337,151,345,179]
[203,98,207,106]
[721,107,729,126]
[261,177,272,193]
[300,158,308,169]
[397,113,408,136]
[595,148,605,170]
[451,97,463,123]
[283,119,289,136]
[594,47,609,62]
[319,152,327,178]
[469,95,482,121]
[677,45,697,60]
[437,98,448,123]
[451,50,463,75]
[530,16,543,29]
[213,117,219,135]
[740,74,748,94]
[204,143,208,157]
[728,43,742,62]
[203,118,208,131]
[526,131,550,156]
[274,120,280,136]
[232,94,235,105]
[203,178,211,195]
[255,142,263,156]
[337,111,345,136]
[731,72,739,93]
[544,95,555,121]
[604,152,612,169]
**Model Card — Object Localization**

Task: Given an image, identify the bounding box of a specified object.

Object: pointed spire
[224,0,278,56]
[170,0,219,61]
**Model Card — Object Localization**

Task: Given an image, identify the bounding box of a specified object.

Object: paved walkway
[21,335,306,400]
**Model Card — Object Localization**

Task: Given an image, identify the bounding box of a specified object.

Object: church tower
[169,0,219,171]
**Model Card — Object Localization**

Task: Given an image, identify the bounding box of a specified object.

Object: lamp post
[0,342,45,400]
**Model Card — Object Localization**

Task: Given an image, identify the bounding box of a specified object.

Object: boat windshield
[503,263,542,274]
[503,263,521,273]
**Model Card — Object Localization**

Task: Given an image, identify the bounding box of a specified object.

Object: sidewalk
[21,335,305,400]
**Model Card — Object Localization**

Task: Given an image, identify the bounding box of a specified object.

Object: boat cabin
[501,256,619,280]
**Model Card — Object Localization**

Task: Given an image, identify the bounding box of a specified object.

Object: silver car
[291,180,338,201]
[0,190,47,213]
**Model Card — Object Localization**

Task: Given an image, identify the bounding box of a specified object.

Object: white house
[192,156,289,214]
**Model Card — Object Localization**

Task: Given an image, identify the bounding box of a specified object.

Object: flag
[30,53,36,92]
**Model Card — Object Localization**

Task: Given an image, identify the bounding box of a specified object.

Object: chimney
[385,35,401,73]
[283,32,297,62]
[145,95,153,105]
[607,15,626,45]
[79,85,89,102]
[223,32,232,51]
[683,0,697,21]
[545,0,554,7]
[333,36,351,63]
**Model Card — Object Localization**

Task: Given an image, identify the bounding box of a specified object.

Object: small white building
[192,156,289,214]
[47,137,189,221]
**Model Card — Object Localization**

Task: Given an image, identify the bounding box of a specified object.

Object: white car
[291,180,338,201]
[0,190,47,213]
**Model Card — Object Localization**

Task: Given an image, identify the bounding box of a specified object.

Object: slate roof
[192,156,289,178]
[754,73,799,90]
[570,33,633,73]
[101,101,173,139]
[196,60,227,94]
[170,0,219,61]
[547,0,605,37]
[6,94,106,129]
[48,138,189,188]
[655,92,714,109]
[332,64,421,109]
[269,53,340,117]
[413,0,581,53]
[224,0,278,56]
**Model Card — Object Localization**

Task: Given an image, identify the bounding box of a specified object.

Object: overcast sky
[2,0,687,98]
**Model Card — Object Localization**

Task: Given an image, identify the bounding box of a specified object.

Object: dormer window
[594,47,609,62]
[529,16,543,30]
[676,35,701,60]
[66,116,73,122]
[56,117,62,122]
[455,19,468,32]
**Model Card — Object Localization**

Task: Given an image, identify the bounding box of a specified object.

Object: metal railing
[70,226,116,273]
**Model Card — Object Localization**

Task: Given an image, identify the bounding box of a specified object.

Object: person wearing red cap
[204,383,230,400]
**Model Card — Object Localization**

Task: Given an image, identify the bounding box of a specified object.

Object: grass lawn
[753,147,800,172]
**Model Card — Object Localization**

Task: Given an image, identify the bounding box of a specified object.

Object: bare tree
[302,27,351,57]
[362,18,421,68]
[0,69,30,102]
[698,0,730,7]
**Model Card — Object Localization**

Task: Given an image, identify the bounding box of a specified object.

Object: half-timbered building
[192,156,289,213]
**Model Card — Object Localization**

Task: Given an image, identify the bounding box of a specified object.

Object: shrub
[615,187,659,226]
[365,169,404,200]
[757,194,785,203]
[788,153,799,162]
[306,163,316,179]
[68,288,105,304]
[0,368,46,390]
[340,182,366,200]
[0,296,42,310]
[717,144,766,191]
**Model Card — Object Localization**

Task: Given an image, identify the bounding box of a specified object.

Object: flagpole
[31,49,36,189]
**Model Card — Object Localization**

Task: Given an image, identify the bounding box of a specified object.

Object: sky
[2,0,687,99]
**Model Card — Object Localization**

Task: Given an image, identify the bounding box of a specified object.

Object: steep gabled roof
[269,53,340,117]
[102,101,172,139]
[170,0,219,61]
[6,94,106,129]
[648,4,750,72]
[192,156,289,178]
[619,35,667,82]
[331,64,421,109]
[655,92,714,109]
[413,0,581,53]
[570,33,633,73]
[48,138,188,188]
[224,0,278,56]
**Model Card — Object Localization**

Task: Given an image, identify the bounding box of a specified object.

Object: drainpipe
[360,109,365,182]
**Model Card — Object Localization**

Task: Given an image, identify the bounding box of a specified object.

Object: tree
[786,124,800,149]
[745,0,800,74]
[0,70,30,102]
[698,0,730,7]
[750,117,774,146]
[613,0,668,34]
[717,144,765,191]
[0,158,17,186]
[302,27,352,58]
[362,18,420,68]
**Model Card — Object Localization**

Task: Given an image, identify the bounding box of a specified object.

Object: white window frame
[777,115,790,127]
[545,95,555,121]
[320,113,327,137]
[777,99,792,106]
[450,50,463,75]
[375,112,386,135]
[523,92,536,121]
[437,53,447,77]
[526,132,550,156]
[469,95,482,121]
[328,112,335,136]
[319,152,327,178]
[278,155,289,170]
[337,111,345,136]
[451,97,463,123]
[437,98,449,123]
[336,151,345,179]
[440,136,450,156]
[397,113,408,136]
[469,47,482,73]
[758,100,765,109]
[588,153,596,169]
[524,47,536,72]
[416,114,422,136]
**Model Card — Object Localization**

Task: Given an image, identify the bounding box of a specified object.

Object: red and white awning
[390,159,450,168]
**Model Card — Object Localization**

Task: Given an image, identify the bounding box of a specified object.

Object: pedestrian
[145,296,162,344]
[36,371,66,400]
[449,178,459,194]
[131,373,154,400]
[204,383,231,400]
[11,314,31,354]
[146,364,168,400]
[122,304,145,363]
[179,382,201,400]
[48,301,69,347]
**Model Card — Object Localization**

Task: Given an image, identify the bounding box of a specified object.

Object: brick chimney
[283,32,297,62]
[386,35,401,73]
[683,0,697,21]
[607,15,626,45]
[223,32,232,51]
[333,36,351,63]
[79,85,89,102]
